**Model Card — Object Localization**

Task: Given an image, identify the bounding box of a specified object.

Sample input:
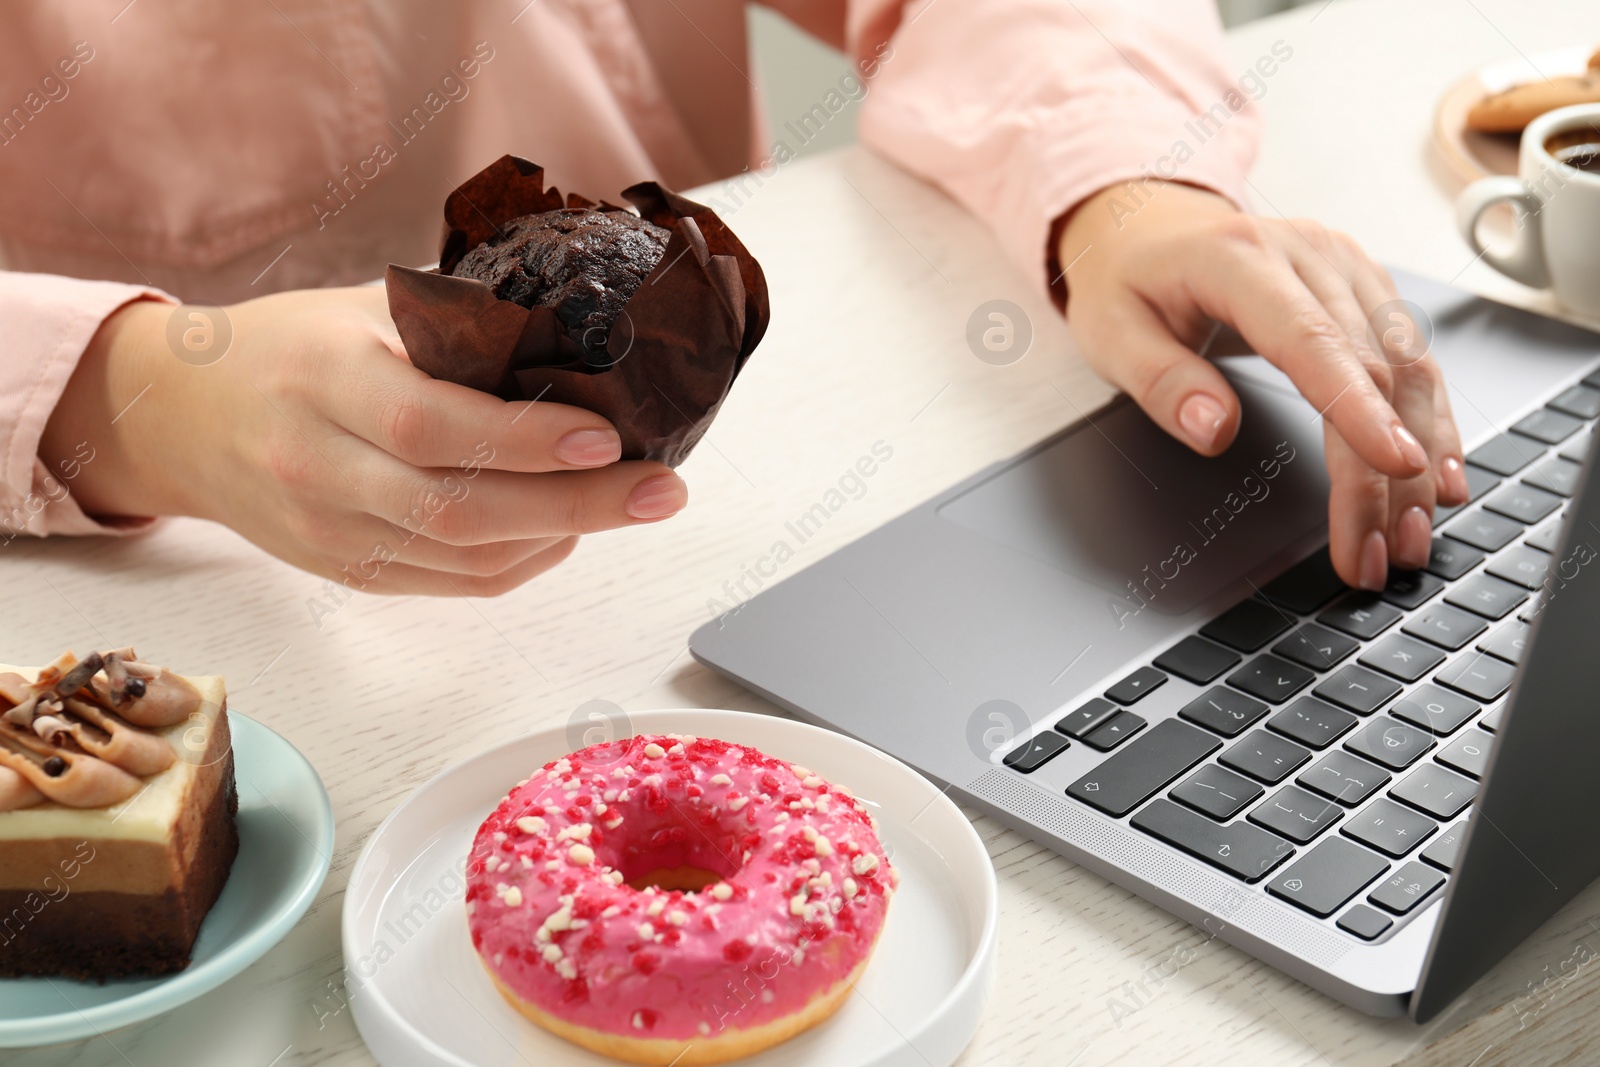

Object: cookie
[1467,71,1600,134]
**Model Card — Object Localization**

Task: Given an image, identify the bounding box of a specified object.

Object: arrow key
[1002,731,1070,773]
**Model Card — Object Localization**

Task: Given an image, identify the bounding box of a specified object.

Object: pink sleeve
[0,271,174,539]
[846,0,1262,305]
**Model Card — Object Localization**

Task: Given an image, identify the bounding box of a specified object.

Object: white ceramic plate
[344,709,998,1067]
[0,712,334,1048]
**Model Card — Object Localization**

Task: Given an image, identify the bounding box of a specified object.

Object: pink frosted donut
[466,733,896,1065]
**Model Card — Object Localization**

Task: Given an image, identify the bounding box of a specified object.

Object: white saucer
[343,709,998,1067]
[0,712,334,1048]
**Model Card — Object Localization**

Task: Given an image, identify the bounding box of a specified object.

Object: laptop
[688,269,1600,1022]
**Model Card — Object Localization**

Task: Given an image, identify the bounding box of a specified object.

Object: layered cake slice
[0,650,238,980]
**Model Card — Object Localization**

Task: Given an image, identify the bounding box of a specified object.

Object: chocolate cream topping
[0,650,201,811]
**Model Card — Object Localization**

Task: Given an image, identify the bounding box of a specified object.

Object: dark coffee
[1545,126,1600,175]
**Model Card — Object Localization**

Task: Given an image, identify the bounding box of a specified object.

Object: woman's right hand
[40,286,688,595]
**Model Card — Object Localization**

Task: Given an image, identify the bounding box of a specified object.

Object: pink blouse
[0,0,1258,536]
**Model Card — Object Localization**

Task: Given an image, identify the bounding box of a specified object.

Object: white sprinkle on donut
[843,877,858,898]
[568,844,595,866]
[666,909,688,926]
[710,883,733,901]
[503,886,523,907]
[710,773,732,786]
[728,795,748,812]
[852,853,879,876]
[802,775,822,788]
[542,944,563,963]
[638,921,655,939]
[643,742,665,758]
[789,765,811,778]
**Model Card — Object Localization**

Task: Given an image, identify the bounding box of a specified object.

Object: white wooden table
[11,1,1600,1064]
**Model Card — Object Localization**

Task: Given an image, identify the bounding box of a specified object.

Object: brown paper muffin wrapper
[386,155,770,467]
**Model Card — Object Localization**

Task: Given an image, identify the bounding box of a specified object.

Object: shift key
[1067,719,1222,817]
[1133,799,1296,882]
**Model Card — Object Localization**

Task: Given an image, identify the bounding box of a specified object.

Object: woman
[2,0,1466,594]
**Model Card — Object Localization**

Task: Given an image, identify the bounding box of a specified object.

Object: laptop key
[1382,569,1445,611]
[1220,729,1311,783]
[1517,593,1546,623]
[1525,522,1564,554]
[1259,548,1346,615]
[1465,463,1502,502]
[1279,647,1368,697]
[1268,697,1358,749]
[1272,623,1359,672]
[1344,716,1436,770]
[1478,619,1531,665]
[1368,861,1447,914]
[1445,574,1528,620]
[1436,729,1494,778]
[1227,655,1316,704]
[1445,512,1523,553]
[1403,603,1489,651]
[1390,764,1477,820]
[1313,665,1403,715]
[1426,537,1485,581]
[1390,684,1480,735]
[1250,784,1344,844]
[1266,837,1389,917]
[1338,903,1395,940]
[1170,764,1263,820]
[1201,599,1295,652]
[1066,719,1221,817]
[1437,652,1516,702]
[1153,636,1241,685]
[1105,667,1167,705]
[1299,750,1391,805]
[1130,798,1295,883]
[1317,593,1403,640]
[1480,704,1505,732]
[1003,731,1071,773]
[1421,822,1467,871]
[1055,697,1120,739]
[1560,427,1594,462]
[1342,797,1438,857]
[1525,456,1584,498]
[1084,711,1147,750]
[1466,433,1545,476]
[1512,407,1584,444]
[1483,483,1563,526]
[1487,546,1551,591]
[1177,686,1269,737]
[1359,634,1447,683]
[1549,383,1600,420]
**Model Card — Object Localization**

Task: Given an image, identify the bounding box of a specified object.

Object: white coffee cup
[1457,103,1600,318]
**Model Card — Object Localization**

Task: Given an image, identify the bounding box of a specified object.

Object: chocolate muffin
[450,208,671,356]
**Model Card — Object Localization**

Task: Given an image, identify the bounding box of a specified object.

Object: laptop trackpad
[938,376,1331,616]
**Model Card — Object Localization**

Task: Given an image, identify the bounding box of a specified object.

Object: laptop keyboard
[1002,369,1600,944]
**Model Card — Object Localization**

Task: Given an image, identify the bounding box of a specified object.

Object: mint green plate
[0,712,333,1048]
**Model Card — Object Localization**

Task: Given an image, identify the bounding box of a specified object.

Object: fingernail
[1397,506,1432,569]
[1359,529,1388,591]
[555,429,621,466]
[1394,424,1429,472]
[626,474,687,520]
[1178,394,1227,451]
[1441,456,1469,503]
